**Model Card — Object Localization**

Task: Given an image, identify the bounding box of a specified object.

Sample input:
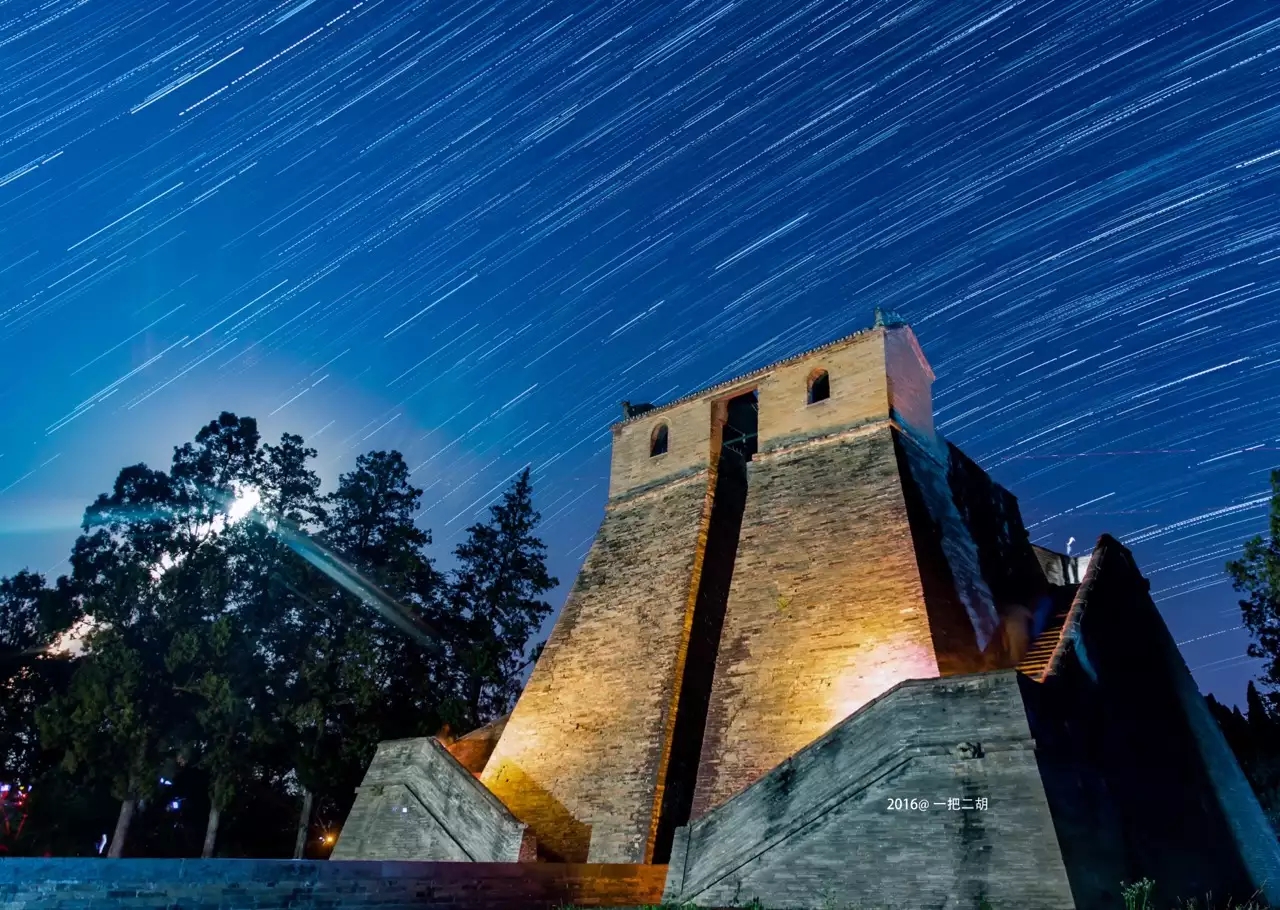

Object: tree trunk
[108,798,136,858]
[292,788,314,860]
[201,805,220,858]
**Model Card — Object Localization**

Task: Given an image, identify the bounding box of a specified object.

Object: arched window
[807,369,830,404]
[650,423,669,457]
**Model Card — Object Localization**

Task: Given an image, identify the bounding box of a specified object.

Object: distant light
[96,834,107,855]
[227,485,261,523]
[159,777,172,786]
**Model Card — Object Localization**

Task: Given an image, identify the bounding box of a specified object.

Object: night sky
[2,0,1278,707]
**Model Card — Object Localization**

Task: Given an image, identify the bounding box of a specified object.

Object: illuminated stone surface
[334,320,1280,910]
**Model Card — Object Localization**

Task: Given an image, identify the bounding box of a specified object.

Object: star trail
[2,0,1279,703]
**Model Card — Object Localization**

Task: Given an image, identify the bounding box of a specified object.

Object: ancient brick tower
[472,312,1043,863]
[335,314,1280,910]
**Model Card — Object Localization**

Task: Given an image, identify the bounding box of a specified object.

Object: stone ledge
[0,859,669,910]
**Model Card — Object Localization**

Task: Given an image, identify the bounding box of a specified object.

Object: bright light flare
[227,485,261,523]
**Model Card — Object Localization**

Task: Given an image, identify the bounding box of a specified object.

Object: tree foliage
[1207,685,1280,828]
[6,411,559,858]
[0,571,77,787]
[446,467,558,730]
[1227,469,1280,707]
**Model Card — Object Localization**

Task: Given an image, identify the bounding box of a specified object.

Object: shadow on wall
[894,429,1055,676]
[483,760,592,862]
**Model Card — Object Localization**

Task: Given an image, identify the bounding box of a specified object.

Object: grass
[1123,877,1272,910]
[557,881,1275,909]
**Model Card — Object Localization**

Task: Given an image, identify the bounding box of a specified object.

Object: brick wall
[608,393,713,499]
[691,424,940,818]
[480,471,714,863]
[884,325,935,438]
[483,327,928,861]
[749,330,890,448]
[893,432,1048,672]
[444,714,508,775]
[0,858,668,910]
[605,327,893,500]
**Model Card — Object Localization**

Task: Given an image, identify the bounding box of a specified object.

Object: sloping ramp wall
[331,737,530,862]
[665,671,1077,910]
[1032,534,1280,909]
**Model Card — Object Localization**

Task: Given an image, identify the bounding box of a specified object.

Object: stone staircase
[1016,589,1077,680]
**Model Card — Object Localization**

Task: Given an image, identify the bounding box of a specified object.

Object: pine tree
[447,467,557,730]
[320,450,447,744]
[264,449,447,857]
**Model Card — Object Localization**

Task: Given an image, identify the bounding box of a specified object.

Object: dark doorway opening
[651,390,756,863]
[720,390,759,461]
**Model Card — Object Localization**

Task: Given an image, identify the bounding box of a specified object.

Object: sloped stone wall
[331,737,528,862]
[667,671,1076,910]
[1036,535,1280,908]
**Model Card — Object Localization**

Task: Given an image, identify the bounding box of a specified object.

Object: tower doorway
[720,390,759,462]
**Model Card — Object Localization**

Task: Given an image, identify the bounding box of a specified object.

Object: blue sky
[2,0,1279,706]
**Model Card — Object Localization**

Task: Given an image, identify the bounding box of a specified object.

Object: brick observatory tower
[479,309,1019,864]
[335,312,1280,910]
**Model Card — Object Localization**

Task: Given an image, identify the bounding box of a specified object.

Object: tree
[225,431,332,860]
[162,413,274,857]
[35,414,278,859]
[19,413,563,859]
[321,450,448,739]
[1227,469,1280,711]
[38,627,174,857]
[282,450,447,853]
[447,467,557,730]
[37,463,188,858]
[0,571,79,788]
[0,571,81,855]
